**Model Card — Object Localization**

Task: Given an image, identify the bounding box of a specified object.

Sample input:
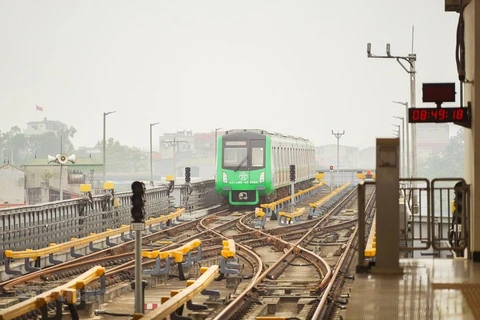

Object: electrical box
[445,0,471,12]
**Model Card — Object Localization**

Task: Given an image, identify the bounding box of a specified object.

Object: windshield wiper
[234,155,248,172]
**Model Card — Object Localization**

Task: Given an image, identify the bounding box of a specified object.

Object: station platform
[342,258,480,320]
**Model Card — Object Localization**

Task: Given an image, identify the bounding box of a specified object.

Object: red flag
[36,105,43,111]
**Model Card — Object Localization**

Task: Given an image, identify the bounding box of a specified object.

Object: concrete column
[463,0,480,261]
[371,138,402,274]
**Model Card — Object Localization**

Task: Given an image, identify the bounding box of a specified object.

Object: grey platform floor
[342,258,480,320]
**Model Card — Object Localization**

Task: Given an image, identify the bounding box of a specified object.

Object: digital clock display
[408,107,469,123]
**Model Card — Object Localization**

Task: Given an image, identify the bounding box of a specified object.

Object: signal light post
[185,167,191,183]
[131,181,146,314]
[290,165,296,213]
[329,165,333,193]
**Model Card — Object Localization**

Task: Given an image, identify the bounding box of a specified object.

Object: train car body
[215,129,316,206]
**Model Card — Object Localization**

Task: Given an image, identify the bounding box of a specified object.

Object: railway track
[205,185,372,320]
[0,185,374,320]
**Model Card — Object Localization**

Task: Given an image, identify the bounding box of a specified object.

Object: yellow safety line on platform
[0,266,105,320]
[365,214,376,257]
[4,208,185,259]
[260,182,325,210]
[138,265,219,320]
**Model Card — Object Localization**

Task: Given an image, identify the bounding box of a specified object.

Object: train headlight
[222,172,228,183]
[259,172,265,183]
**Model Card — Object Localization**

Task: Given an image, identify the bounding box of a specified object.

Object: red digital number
[439,109,446,121]
[454,109,464,120]
[430,109,437,119]
[412,109,420,121]
[420,109,427,120]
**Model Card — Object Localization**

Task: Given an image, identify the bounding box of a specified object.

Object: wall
[0,164,25,204]
[462,0,480,260]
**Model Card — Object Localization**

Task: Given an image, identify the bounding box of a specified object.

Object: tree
[93,138,148,172]
[418,128,465,180]
[0,125,77,166]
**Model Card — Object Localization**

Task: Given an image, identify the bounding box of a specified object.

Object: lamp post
[331,130,345,186]
[215,128,223,170]
[103,111,116,182]
[393,116,406,177]
[150,122,159,186]
[391,123,403,176]
[393,101,410,179]
[366,43,417,182]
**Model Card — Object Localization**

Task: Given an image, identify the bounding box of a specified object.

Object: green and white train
[215,129,317,206]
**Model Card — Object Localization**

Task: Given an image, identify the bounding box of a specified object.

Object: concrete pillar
[463,0,480,261]
[371,138,403,274]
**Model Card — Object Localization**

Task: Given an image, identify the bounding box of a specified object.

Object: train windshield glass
[223,147,248,169]
[250,139,265,168]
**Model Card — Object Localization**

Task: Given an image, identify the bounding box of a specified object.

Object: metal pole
[393,102,410,179]
[103,112,106,182]
[337,138,339,186]
[405,103,410,179]
[59,164,63,201]
[150,125,153,186]
[134,230,142,313]
[409,53,418,211]
[332,130,345,187]
[215,130,218,167]
[150,123,159,186]
[290,180,295,213]
[103,111,116,183]
[215,128,222,173]
[392,123,401,174]
[357,181,365,269]
[173,137,176,177]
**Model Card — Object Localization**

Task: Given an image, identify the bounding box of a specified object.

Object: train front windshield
[222,140,265,171]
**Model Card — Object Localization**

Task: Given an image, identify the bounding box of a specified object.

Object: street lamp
[366,43,417,182]
[215,128,223,170]
[103,111,116,182]
[393,116,406,177]
[150,122,159,186]
[393,101,410,179]
[331,130,345,186]
[391,123,403,176]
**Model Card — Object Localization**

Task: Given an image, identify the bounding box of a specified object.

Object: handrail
[4,208,185,259]
[0,266,105,320]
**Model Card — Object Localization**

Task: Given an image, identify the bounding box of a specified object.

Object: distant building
[315,145,360,169]
[359,147,376,169]
[0,163,25,208]
[158,130,195,159]
[24,117,68,136]
[22,157,103,204]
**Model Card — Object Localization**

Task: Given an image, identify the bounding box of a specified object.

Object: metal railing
[0,179,217,261]
[358,177,470,264]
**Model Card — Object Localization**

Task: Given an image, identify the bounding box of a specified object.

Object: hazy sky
[0,0,461,150]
